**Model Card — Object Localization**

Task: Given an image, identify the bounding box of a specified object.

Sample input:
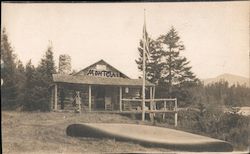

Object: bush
[176,110,250,150]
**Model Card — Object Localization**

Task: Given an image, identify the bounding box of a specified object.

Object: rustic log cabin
[51,56,155,112]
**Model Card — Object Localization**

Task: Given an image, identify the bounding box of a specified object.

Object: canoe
[66,123,233,152]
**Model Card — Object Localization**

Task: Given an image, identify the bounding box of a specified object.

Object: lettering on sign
[87,69,120,78]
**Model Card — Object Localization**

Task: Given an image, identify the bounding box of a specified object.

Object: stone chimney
[58,54,71,74]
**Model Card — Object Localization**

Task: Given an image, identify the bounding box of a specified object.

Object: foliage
[177,109,250,150]
[136,27,199,106]
[157,27,197,90]
[135,32,163,85]
[23,60,40,111]
[33,45,56,111]
[1,28,22,109]
[15,60,26,108]
[176,82,250,150]
[189,81,250,108]
[1,28,56,111]
[134,27,250,150]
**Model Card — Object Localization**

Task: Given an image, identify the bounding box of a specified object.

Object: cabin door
[95,86,105,110]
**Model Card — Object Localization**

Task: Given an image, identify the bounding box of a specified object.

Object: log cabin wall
[56,84,144,111]
[52,59,155,112]
[57,85,91,111]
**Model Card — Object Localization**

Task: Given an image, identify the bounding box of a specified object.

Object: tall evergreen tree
[1,28,19,109]
[136,27,198,106]
[157,27,197,96]
[135,34,163,84]
[23,60,37,110]
[35,44,56,111]
[15,60,26,109]
[37,45,56,82]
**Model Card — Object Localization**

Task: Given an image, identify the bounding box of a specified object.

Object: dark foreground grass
[2,111,171,153]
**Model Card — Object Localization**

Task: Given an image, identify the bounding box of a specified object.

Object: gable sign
[86,64,121,78]
[74,60,130,78]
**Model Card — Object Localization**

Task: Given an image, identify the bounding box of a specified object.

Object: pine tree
[15,60,26,109]
[37,45,56,82]
[157,27,198,99]
[1,28,19,109]
[135,35,163,84]
[35,45,56,111]
[23,60,37,110]
[136,27,198,105]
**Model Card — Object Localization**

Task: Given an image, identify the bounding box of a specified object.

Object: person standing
[73,91,81,113]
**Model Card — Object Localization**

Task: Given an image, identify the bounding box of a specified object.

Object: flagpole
[142,9,146,121]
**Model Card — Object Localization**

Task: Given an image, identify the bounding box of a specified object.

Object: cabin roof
[52,74,154,87]
[73,59,130,79]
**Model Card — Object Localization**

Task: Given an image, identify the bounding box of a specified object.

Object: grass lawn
[2,111,171,153]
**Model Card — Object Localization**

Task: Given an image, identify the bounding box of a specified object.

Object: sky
[1,2,249,79]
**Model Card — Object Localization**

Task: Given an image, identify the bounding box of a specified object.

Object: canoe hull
[66,123,233,152]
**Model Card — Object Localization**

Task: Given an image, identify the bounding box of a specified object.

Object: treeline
[190,81,250,109]
[1,28,56,111]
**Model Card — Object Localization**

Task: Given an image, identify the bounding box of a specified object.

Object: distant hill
[202,73,249,86]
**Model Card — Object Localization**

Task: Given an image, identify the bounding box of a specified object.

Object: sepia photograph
[1,1,250,153]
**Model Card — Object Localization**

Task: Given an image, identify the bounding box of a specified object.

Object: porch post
[153,86,155,99]
[50,85,54,110]
[153,86,156,110]
[163,100,167,121]
[89,85,92,112]
[149,86,154,122]
[174,98,178,127]
[119,87,122,112]
[164,100,167,110]
[150,87,153,110]
[54,84,58,111]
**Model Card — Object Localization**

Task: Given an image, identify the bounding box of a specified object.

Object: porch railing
[121,98,178,127]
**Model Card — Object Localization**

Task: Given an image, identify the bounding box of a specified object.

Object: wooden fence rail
[121,98,178,127]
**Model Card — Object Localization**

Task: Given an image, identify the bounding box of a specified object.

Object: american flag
[142,15,150,58]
